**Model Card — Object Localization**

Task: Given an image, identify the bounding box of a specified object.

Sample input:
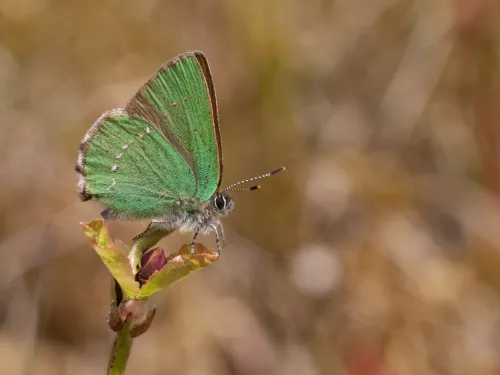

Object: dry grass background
[1,0,500,374]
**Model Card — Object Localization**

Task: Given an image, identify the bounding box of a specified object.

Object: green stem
[107,322,133,375]
[128,223,174,275]
[107,221,173,375]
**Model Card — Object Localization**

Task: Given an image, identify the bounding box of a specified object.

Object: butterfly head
[212,191,234,216]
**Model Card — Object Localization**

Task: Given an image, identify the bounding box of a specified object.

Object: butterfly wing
[77,109,197,218]
[126,51,222,202]
[76,51,222,219]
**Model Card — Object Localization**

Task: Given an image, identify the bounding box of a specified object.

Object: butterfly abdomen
[155,200,219,234]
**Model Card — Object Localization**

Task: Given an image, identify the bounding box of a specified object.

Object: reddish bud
[137,247,167,286]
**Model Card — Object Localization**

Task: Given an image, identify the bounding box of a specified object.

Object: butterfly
[76,51,284,253]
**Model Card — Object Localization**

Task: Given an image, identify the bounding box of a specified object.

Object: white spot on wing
[107,178,117,191]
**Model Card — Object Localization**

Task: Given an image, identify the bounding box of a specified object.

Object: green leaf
[138,243,219,298]
[81,219,141,298]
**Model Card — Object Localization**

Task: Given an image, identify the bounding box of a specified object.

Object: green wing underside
[82,52,221,218]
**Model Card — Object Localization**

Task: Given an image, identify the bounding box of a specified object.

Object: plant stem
[129,223,174,275]
[107,221,172,375]
[107,322,133,375]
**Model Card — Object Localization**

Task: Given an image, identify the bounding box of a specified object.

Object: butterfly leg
[190,231,199,254]
[211,224,221,255]
[133,220,169,241]
[218,223,226,247]
[133,221,155,241]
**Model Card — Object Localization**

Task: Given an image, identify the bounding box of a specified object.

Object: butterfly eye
[215,194,226,211]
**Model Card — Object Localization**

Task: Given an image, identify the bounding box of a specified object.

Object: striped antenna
[224,167,286,192]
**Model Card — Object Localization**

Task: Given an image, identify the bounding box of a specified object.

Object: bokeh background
[2,0,500,374]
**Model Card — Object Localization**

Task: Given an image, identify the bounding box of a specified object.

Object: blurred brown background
[2,0,500,374]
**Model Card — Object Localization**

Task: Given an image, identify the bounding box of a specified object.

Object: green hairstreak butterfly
[76,51,285,253]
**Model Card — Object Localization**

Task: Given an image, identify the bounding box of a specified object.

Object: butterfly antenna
[225,167,286,192]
